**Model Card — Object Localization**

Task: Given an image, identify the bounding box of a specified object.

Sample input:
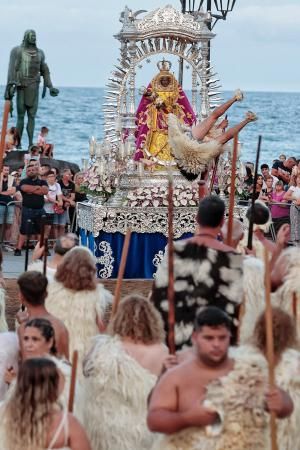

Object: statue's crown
[157,59,172,72]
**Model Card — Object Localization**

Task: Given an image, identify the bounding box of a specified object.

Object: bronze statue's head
[23,30,37,46]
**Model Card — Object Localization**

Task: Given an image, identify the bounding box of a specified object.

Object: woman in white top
[44,171,63,239]
[284,173,300,243]
[0,358,91,450]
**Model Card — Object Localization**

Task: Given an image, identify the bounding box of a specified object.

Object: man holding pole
[151,195,243,349]
[148,307,293,450]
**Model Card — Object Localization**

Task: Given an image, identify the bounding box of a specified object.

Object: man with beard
[4,29,59,147]
[14,164,48,255]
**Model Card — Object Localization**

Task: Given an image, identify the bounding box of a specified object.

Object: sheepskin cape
[272,248,300,334]
[168,113,223,175]
[82,335,158,450]
[46,281,112,379]
[238,256,265,344]
[0,333,18,401]
[0,287,8,333]
[151,241,243,349]
[152,350,268,450]
[234,345,300,450]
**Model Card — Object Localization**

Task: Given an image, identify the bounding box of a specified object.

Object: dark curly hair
[253,307,298,359]
[25,318,57,355]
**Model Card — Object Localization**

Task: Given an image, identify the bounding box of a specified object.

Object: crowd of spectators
[227,153,299,244]
[0,149,87,254]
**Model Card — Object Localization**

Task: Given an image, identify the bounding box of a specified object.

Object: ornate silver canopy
[103,4,222,154]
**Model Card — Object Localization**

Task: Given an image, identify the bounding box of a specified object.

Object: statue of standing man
[4,30,59,148]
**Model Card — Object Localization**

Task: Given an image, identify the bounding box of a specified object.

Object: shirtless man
[148,307,293,440]
[17,271,69,359]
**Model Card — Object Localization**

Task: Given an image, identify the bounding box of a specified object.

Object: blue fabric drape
[79,229,192,279]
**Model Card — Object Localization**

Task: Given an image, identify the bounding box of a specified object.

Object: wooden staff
[247,135,262,250]
[198,179,207,201]
[43,238,48,276]
[68,350,78,413]
[292,292,297,321]
[24,219,32,272]
[264,248,278,450]
[111,228,132,317]
[209,156,220,194]
[167,176,176,355]
[0,100,11,173]
[226,133,239,246]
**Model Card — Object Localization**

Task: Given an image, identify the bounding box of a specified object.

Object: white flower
[174,200,180,207]
[153,199,160,208]
[131,201,138,207]
[142,200,150,207]
[180,198,187,206]
[190,200,196,206]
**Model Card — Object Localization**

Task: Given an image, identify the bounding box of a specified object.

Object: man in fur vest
[148,307,293,450]
[151,195,243,349]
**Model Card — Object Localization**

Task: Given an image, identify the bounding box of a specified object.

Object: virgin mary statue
[134,60,196,167]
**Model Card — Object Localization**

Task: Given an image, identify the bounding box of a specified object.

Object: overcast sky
[0,0,299,92]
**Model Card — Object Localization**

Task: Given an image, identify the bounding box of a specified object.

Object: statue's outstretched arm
[40,51,59,98]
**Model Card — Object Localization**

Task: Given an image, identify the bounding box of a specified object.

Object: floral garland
[82,165,116,198]
[123,184,199,207]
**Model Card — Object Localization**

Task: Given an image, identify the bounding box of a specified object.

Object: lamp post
[178,0,237,84]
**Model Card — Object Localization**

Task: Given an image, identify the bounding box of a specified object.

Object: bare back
[121,340,168,376]
[46,411,91,450]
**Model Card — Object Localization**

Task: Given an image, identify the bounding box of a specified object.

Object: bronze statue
[4,30,59,148]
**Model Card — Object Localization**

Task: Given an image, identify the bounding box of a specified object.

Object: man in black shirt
[14,165,48,255]
[271,157,296,187]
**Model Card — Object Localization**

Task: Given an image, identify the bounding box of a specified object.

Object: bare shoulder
[162,358,196,382]
[68,413,91,449]
[47,313,68,333]
[150,343,169,356]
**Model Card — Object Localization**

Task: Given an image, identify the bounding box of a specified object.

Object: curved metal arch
[121,49,204,87]
[103,44,221,149]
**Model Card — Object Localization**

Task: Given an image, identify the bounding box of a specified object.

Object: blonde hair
[107,294,165,344]
[3,358,59,450]
[74,171,84,184]
[55,247,97,291]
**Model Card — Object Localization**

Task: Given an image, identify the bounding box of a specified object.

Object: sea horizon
[0,86,299,168]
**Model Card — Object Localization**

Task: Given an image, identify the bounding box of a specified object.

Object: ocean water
[0,86,299,167]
